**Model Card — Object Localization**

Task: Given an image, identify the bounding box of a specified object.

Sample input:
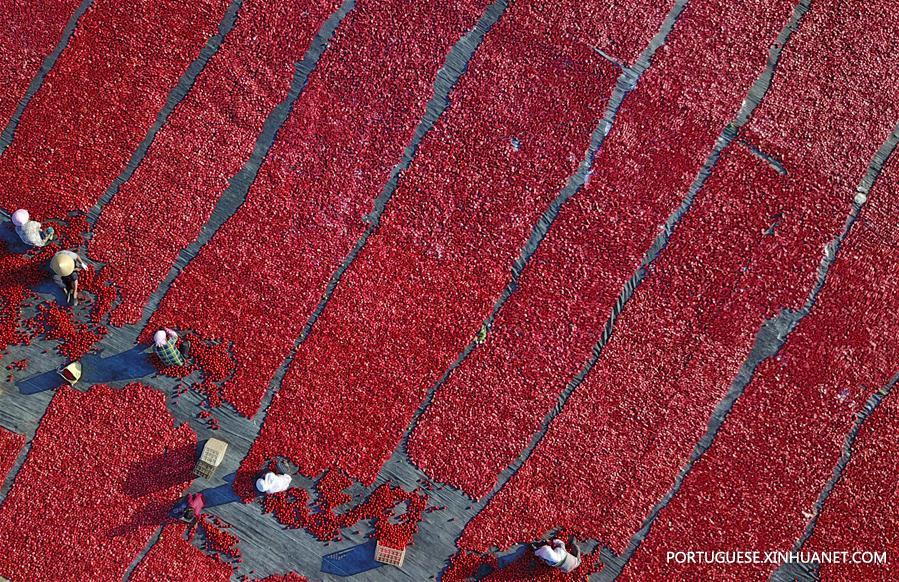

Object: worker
[153,328,189,367]
[11,209,55,247]
[185,492,205,520]
[534,537,582,573]
[50,250,87,305]
[179,492,205,533]
[256,471,292,494]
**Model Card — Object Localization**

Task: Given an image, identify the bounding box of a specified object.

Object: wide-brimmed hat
[50,252,75,276]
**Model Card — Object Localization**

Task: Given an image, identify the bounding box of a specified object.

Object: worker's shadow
[123,443,196,498]
[80,345,155,384]
[32,280,68,305]
[197,471,242,508]
[16,369,65,395]
[16,345,155,394]
[0,223,28,250]
[106,499,172,539]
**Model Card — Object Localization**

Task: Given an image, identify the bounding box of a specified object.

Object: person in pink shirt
[182,492,205,524]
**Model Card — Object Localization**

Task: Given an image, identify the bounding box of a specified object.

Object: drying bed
[0,0,81,126]
[89,0,340,326]
[0,427,23,485]
[408,0,795,499]
[238,0,670,493]
[0,0,228,218]
[0,384,196,580]
[623,154,899,580]
[131,522,233,582]
[148,0,489,417]
[805,392,899,582]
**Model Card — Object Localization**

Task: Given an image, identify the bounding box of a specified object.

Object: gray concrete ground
[0,0,896,580]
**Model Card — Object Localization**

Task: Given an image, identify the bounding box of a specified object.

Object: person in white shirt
[11,209,55,247]
[534,537,582,573]
[256,471,292,494]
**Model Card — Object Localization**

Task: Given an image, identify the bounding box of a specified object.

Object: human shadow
[321,539,382,576]
[16,345,155,394]
[0,223,28,250]
[122,443,196,498]
[17,368,66,395]
[33,279,68,305]
[197,471,242,508]
[80,345,156,384]
[497,545,529,569]
[106,498,172,539]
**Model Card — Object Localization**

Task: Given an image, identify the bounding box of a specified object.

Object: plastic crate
[193,460,216,479]
[193,438,228,478]
[374,541,406,568]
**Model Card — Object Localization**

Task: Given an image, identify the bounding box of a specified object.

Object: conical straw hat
[50,252,75,276]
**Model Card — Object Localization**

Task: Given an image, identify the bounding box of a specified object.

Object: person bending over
[533,536,582,573]
[50,250,87,305]
[11,209,54,247]
[153,328,191,367]
[256,471,292,495]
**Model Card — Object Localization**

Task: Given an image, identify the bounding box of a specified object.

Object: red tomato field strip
[0,0,229,219]
[89,0,340,326]
[741,29,899,188]
[149,0,492,418]
[408,0,796,499]
[0,241,43,353]
[0,0,82,128]
[0,384,196,581]
[453,0,899,558]
[236,0,671,492]
[621,153,899,580]
[0,426,24,486]
[132,522,232,582]
[805,390,899,582]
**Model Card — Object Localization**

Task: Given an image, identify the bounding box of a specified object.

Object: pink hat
[153,330,168,347]
[11,209,29,227]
